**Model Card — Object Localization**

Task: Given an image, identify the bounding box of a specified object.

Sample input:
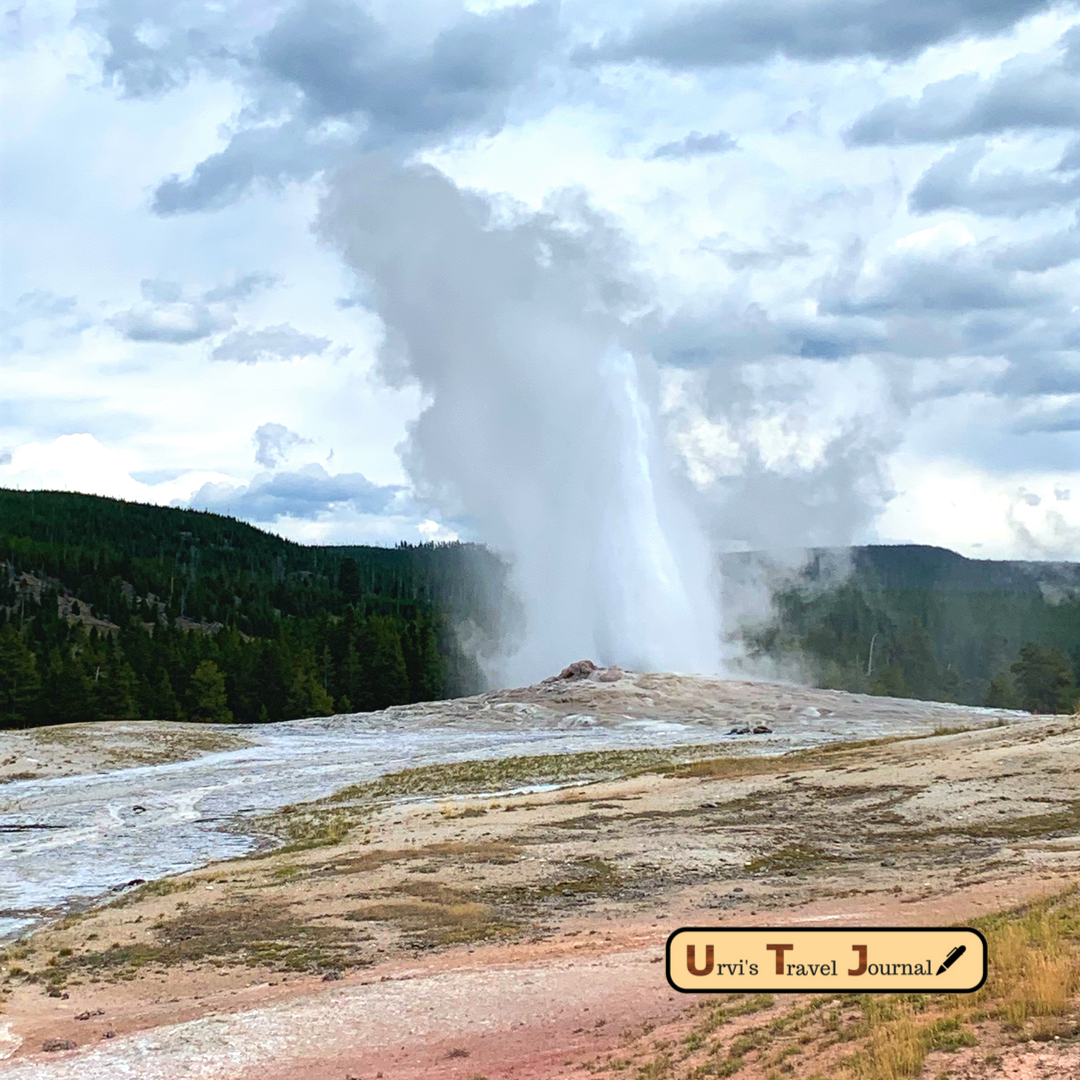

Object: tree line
[0,489,511,728]
[736,547,1080,714]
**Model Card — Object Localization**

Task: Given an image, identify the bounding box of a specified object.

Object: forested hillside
[2,489,1078,728]
[730,546,1080,712]
[0,489,513,728]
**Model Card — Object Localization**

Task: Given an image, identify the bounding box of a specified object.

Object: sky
[3,0,1080,562]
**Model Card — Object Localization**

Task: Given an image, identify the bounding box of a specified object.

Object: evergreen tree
[337,644,364,711]
[144,668,183,720]
[97,649,140,719]
[39,649,95,724]
[984,672,1018,709]
[1011,643,1078,713]
[338,557,362,604]
[406,618,445,702]
[869,664,908,698]
[891,624,943,700]
[0,624,41,726]
[356,616,410,710]
[283,647,335,719]
[188,660,233,722]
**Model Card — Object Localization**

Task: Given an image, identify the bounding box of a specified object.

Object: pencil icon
[936,945,966,975]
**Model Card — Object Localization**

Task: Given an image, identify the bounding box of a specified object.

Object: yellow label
[666,927,986,993]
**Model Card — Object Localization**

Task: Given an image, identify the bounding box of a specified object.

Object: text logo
[666,927,987,993]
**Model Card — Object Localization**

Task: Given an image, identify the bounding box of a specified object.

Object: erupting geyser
[319,157,721,682]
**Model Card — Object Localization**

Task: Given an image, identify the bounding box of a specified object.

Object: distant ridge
[724,544,1080,598]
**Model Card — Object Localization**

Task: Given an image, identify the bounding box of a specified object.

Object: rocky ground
[1,670,1078,1079]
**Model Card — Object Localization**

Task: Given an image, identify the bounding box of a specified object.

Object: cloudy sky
[3,0,1080,560]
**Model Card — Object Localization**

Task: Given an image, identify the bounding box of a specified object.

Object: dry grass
[975,886,1080,1038]
[833,888,1080,1080]
[6,900,375,990]
[587,889,1080,1080]
[345,891,516,947]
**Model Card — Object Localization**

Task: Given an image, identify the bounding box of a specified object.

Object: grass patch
[328,745,741,805]
[250,746,740,857]
[621,892,1079,1080]
[39,901,373,983]
[827,887,1080,1078]
[107,877,197,908]
[951,800,1080,842]
[345,888,516,947]
[745,844,833,875]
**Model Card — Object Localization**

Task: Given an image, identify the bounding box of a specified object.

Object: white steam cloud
[319,157,721,683]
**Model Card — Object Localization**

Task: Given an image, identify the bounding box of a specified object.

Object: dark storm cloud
[148,0,560,214]
[909,141,1080,216]
[252,422,312,467]
[577,0,1057,70]
[210,324,332,363]
[187,463,403,520]
[650,130,737,159]
[846,28,1080,145]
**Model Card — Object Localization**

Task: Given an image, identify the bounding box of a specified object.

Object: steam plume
[319,157,720,683]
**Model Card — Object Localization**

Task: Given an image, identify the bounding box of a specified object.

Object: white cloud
[2,0,1079,563]
[0,434,235,505]
[893,220,977,252]
[876,456,1080,559]
[418,518,460,542]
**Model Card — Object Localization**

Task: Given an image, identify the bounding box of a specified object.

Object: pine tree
[408,618,445,702]
[97,650,140,719]
[40,649,95,724]
[1011,643,1078,713]
[338,558,361,604]
[984,672,1018,709]
[869,664,908,699]
[357,616,410,710]
[188,660,233,722]
[283,647,335,719]
[145,668,183,720]
[337,644,364,710]
[0,624,41,727]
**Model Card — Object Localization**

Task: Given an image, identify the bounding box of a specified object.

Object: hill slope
[1,488,1077,726]
[0,489,512,728]
[726,545,1080,708]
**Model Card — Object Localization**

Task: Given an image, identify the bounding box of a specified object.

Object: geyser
[319,157,720,683]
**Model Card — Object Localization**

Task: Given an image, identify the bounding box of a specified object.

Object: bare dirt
[1,674,1078,1079]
